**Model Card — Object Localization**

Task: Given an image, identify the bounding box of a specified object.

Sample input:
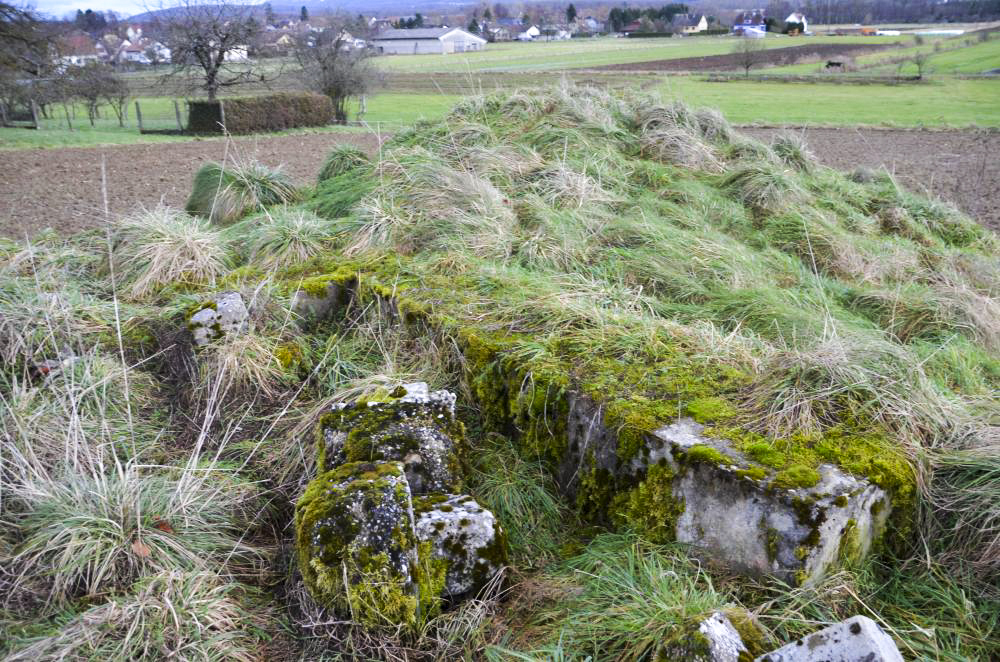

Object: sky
[29,0,152,19]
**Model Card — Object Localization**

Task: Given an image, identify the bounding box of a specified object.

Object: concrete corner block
[652,419,890,585]
[755,615,903,662]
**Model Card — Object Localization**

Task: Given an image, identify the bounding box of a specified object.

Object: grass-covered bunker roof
[303,86,998,534]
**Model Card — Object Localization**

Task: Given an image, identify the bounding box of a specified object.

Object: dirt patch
[745,127,999,232]
[596,42,898,72]
[0,132,383,240]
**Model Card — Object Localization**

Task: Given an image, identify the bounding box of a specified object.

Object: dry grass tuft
[112,205,232,300]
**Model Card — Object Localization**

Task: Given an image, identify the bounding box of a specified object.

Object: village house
[372,27,487,54]
[733,10,767,36]
[785,11,808,32]
[673,14,708,34]
[517,25,541,41]
[58,33,101,66]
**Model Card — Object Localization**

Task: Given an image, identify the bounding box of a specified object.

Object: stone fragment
[188,291,248,346]
[560,393,891,586]
[697,611,751,662]
[652,420,889,586]
[291,279,348,326]
[413,494,506,598]
[318,382,463,493]
[658,611,750,662]
[755,615,903,662]
[294,461,422,626]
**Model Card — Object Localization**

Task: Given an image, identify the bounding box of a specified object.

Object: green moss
[414,541,447,623]
[274,341,304,371]
[611,461,684,544]
[686,396,737,424]
[838,518,863,567]
[735,467,769,482]
[708,422,916,544]
[833,494,849,507]
[770,465,822,490]
[219,265,264,288]
[723,608,771,658]
[743,441,787,468]
[765,526,780,564]
[683,444,732,466]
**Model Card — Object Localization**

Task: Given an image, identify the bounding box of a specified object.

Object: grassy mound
[2,85,998,661]
[318,86,997,502]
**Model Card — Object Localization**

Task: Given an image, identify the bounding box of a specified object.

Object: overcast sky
[30,0,151,19]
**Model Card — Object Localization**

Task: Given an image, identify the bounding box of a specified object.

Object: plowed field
[595,42,897,72]
[1,127,997,238]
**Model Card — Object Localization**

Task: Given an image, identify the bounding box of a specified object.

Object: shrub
[187,93,334,135]
[317,145,369,184]
[112,205,232,299]
[186,100,223,133]
[186,160,298,226]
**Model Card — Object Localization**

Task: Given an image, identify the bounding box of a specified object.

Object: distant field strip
[372,35,908,73]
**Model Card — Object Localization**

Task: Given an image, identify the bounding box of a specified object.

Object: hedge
[186,92,334,134]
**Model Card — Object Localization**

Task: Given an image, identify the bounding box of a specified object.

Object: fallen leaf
[152,518,174,534]
[131,538,151,558]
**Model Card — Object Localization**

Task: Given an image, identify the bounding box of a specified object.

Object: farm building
[372,27,487,54]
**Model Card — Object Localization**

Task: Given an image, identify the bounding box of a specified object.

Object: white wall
[440,33,485,53]
[373,39,444,55]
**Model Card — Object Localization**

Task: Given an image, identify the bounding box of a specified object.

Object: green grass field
[2,32,997,150]
[373,34,908,72]
[659,76,1000,126]
[767,33,1000,75]
[356,76,1000,129]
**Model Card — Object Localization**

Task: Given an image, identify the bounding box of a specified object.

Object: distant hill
[128,0,477,21]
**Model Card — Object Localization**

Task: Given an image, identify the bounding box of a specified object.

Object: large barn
[372,27,487,55]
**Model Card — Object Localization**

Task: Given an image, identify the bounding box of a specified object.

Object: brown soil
[745,127,1000,232]
[595,42,897,72]
[0,132,383,240]
[1,127,997,239]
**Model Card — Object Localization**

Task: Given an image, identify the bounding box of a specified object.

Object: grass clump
[186,159,298,226]
[470,440,571,566]
[4,463,261,605]
[771,131,817,173]
[112,205,231,299]
[490,533,731,659]
[236,207,337,270]
[3,571,268,661]
[722,161,804,213]
[317,145,370,184]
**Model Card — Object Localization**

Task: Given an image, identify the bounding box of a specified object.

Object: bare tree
[294,24,381,123]
[101,71,131,126]
[1,2,56,78]
[732,37,767,78]
[63,62,123,126]
[155,0,271,101]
